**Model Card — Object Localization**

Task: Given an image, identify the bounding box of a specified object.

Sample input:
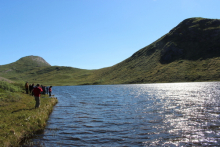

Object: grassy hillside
[19,66,94,86]
[0,56,93,85]
[0,80,58,146]
[0,64,93,86]
[1,17,220,85]
[83,17,220,84]
[0,56,50,81]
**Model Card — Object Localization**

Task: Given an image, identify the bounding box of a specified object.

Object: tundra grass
[0,91,58,147]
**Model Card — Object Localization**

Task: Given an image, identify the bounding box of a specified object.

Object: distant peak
[18,55,51,66]
[29,55,50,65]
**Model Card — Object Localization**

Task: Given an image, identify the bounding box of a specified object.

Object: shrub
[0,92,22,102]
[0,81,21,92]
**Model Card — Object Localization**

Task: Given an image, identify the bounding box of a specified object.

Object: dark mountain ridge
[128,17,220,63]
[160,17,220,63]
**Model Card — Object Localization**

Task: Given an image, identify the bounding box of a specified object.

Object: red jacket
[33,87,43,97]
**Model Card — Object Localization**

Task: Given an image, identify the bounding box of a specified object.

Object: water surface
[28,82,220,146]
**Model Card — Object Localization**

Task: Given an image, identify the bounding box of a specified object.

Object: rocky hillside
[16,55,51,66]
[160,17,220,63]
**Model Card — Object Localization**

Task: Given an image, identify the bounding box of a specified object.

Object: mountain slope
[0,56,51,80]
[0,56,93,85]
[1,17,220,85]
[88,17,220,84]
[0,55,50,72]
[160,17,220,63]
[0,76,14,83]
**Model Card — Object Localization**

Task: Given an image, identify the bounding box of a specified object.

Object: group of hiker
[25,82,53,109]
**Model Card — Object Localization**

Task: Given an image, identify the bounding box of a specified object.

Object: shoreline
[0,92,58,147]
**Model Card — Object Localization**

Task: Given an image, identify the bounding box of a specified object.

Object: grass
[0,81,22,92]
[0,81,58,147]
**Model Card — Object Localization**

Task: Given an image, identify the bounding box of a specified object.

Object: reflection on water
[26,82,220,146]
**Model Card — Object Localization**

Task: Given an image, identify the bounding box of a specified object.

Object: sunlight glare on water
[26,82,220,146]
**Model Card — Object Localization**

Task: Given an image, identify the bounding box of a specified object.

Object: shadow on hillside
[12,108,35,113]
[160,49,220,64]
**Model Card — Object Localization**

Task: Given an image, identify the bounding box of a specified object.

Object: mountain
[0,55,50,70]
[14,55,51,67]
[0,56,50,79]
[1,17,220,85]
[88,17,220,84]
[0,55,92,85]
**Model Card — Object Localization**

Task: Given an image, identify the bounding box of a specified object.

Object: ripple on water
[27,82,220,146]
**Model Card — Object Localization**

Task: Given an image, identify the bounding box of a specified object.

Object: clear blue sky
[1,0,220,69]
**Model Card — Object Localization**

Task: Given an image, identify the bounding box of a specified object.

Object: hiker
[42,85,46,95]
[49,86,52,97]
[46,86,49,95]
[40,85,43,94]
[32,84,43,108]
[25,82,29,94]
[31,83,35,96]
[29,84,32,94]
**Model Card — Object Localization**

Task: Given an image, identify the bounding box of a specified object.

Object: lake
[26,82,220,146]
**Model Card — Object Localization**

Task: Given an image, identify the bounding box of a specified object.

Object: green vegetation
[0,81,58,147]
[0,56,94,85]
[0,17,220,85]
[0,17,219,145]
[0,81,22,92]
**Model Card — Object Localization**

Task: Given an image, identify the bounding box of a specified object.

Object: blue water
[26,82,220,146]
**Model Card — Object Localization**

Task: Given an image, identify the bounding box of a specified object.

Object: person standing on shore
[29,84,32,94]
[46,86,49,95]
[31,83,35,96]
[25,82,29,94]
[49,86,52,97]
[33,84,43,108]
[42,85,46,95]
